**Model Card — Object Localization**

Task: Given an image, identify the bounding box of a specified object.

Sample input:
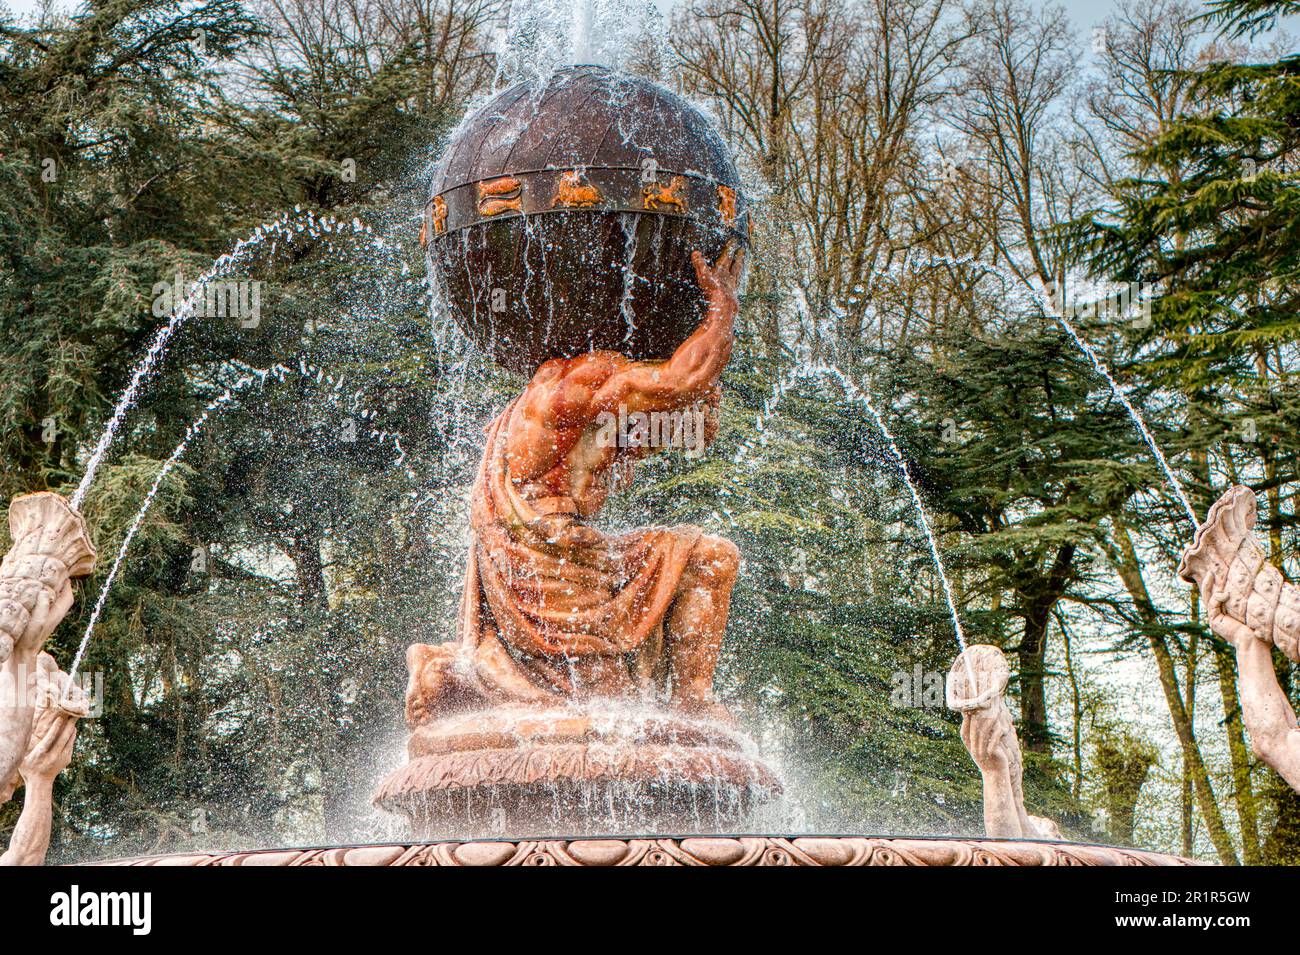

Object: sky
[1,0,1128,33]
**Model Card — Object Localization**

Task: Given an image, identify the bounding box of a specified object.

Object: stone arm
[949,645,1056,839]
[592,246,742,416]
[0,583,74,790]
[0,776,56,866]
[1,704,79,867]
[961,709,1027,838]
[1205,571,1300,790]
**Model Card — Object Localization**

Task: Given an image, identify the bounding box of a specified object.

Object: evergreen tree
[1084,0,1300,862]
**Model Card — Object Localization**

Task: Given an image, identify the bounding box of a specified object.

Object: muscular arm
[505,246,743,481]
[0,776,55,866]
[1,701,80,867]
[980,768,1025,838]
[962,710,1029,838]
[593,246,743,415]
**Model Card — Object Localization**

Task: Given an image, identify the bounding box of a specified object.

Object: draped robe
[407,398,701,719]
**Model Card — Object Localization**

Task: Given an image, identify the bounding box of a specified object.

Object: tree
[1084,0,1300,862]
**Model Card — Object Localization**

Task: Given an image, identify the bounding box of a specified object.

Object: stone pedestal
[372,704,781,838]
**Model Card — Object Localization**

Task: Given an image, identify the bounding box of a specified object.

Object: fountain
[372,64,781,837]
[0,58,1216,866]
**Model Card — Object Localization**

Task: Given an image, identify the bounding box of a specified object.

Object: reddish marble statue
[405,246,744,723]
[374,246,780,835]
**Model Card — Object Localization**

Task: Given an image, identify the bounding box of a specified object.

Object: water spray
[884,252,1200,528]
[62,361,411,697]
[71,211,393,510]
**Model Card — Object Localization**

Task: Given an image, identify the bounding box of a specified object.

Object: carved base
[372,705,782,838]
[88,836,1207,867]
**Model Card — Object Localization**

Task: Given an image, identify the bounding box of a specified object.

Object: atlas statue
[372,67,779,833]
[405,246,745,723]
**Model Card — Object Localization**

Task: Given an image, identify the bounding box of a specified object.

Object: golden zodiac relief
[477,177,523,217]
[717,184,737,227]
[552,170,603,208]
[430,195,448,237]
[642,175,688,214]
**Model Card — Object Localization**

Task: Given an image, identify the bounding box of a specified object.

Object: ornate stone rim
[83,834,1209,867]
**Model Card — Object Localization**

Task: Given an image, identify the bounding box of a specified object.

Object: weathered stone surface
[88,836,1208,867]
[452,842,519,867]
[565,840,630,865]
[373,705,781,839]
[1179,485,1300,795]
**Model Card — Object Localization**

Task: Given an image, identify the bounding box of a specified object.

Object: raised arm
[1,663,85,866]
[593,244,744,415]
[0,583,74,790]
[1205,572,1300,790]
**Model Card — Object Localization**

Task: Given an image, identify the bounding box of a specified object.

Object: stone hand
[961,708,1012,774]
[1183,487,1300,661]
[19,710,77,785]
[1203,570,1263,650]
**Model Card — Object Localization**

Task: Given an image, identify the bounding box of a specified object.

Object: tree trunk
[1213,640,1262,863]
[1109,520,1239,864]
[1017,613,1051,753]
[1094,733,1156,845]
[1017,543,1075,753]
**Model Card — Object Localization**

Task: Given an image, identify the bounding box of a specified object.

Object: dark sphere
[424,65,749,375]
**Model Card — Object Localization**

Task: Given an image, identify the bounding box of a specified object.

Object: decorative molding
[88,836,1208,867]
[427,166,747,239]
[373,707,781,838]
[376,744,779,800]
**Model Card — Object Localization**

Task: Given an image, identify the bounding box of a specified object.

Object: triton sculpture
[0,492,95,865]
[1,653,88,866]
[1179,484,1300,793]
[947,645,1061,840]
[0,493,95,788]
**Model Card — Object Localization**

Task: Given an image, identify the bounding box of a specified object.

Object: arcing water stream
[62,361,410,695]
[739,361,969,655]
[63,383,256,691]
[886,252,1200,528]
[814,365,969,654]
[69,211,395,511]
